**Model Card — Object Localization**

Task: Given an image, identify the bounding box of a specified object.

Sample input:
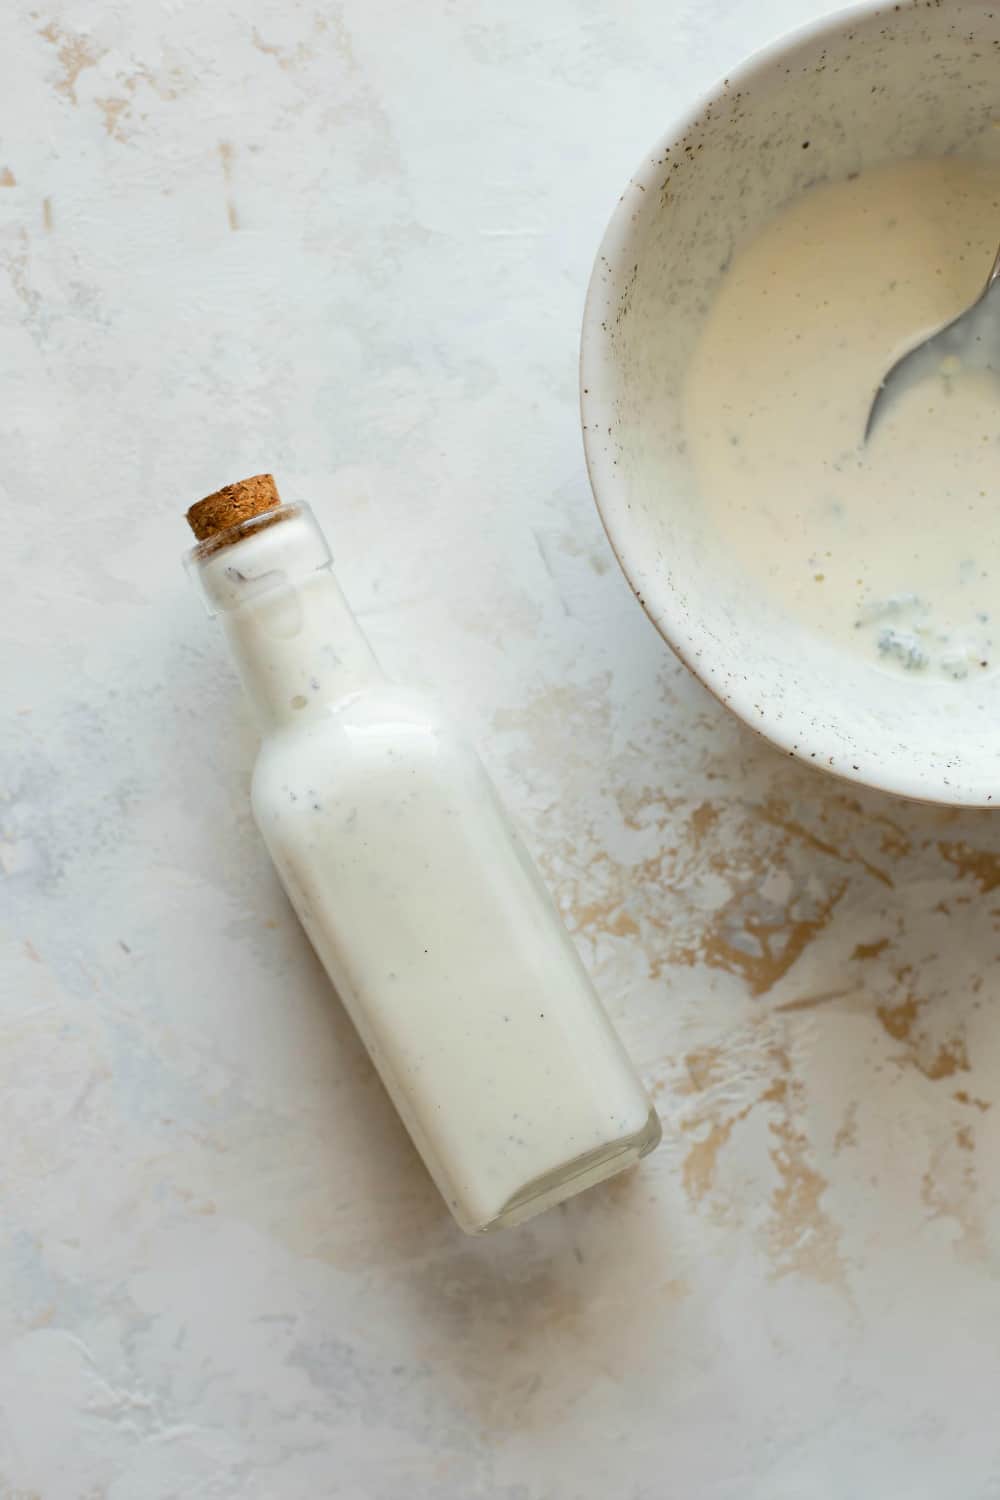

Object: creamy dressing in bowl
[685,158,1000,684]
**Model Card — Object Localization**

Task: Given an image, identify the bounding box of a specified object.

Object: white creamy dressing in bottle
[187,481,659,1233]
[686,158,1000,682]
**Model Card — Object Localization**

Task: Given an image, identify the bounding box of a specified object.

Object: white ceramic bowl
[581,0,1000,806]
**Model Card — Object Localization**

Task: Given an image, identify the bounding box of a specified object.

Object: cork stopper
[186,474,281,542]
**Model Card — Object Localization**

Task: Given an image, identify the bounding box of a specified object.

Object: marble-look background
[4,1,1000,1495]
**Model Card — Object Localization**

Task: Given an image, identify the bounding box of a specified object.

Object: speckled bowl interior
[581,0,1000,805]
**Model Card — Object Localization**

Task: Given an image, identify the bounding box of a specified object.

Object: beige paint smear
[679,878,848,997]
[38,21,103,104]
[939,841,1000,894]
[672,1022,847,1288]
[876,991,970,1081]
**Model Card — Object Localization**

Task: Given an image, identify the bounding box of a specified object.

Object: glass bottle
[185,475,660,1232]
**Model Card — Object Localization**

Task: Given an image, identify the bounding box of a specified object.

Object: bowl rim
[579,0,997,810]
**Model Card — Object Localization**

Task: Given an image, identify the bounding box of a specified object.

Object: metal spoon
[864,240,1000,442]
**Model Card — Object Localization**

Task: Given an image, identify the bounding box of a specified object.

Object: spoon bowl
[865,242,1000,441]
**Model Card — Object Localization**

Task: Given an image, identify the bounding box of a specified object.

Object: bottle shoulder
[256,682,455,750]
[250,683,480,808]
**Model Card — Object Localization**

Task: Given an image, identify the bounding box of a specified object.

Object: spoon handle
[988,240,1000,290]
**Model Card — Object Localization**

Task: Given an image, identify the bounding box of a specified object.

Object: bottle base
[473,1105,663,1233]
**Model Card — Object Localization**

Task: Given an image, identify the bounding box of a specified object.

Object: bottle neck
[193,506,382,732]
[224,569,381,730]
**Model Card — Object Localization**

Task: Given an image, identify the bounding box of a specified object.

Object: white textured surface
[4,2,1000,1496]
